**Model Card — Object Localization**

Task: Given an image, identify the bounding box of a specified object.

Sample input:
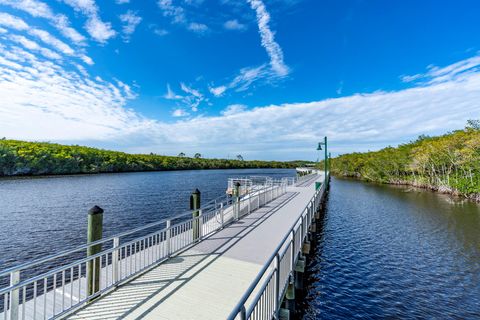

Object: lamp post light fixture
[317,136,328,186]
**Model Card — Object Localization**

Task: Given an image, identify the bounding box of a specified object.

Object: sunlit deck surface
[67,174,323,320]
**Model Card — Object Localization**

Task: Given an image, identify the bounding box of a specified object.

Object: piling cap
[88,205,104,215]
[190,189,201,210]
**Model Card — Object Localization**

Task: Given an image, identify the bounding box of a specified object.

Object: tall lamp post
[317,136,328,186]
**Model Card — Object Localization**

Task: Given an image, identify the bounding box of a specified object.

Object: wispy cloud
[119,10,142,42]
[402,54,480,85]
[3,53,480,159]
[209,85,227,97]
[116,0,130,4]
[208,0,289,97]
[224,19,247,31]
[62,0,116,43]
[221,104,247,115]
[153,28,169,36]
[157,0,208,34]
[247,0,289,76]
[0,12,94,65]
[164,83,183,100]
[0,0,87,45]
[172,108,189,117]
[179,82,204,111]
[336,81,343,95]
[187,22,208,34]
[209,63,281,96]
[0,42,139,141]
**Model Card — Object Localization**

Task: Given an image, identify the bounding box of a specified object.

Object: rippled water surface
[300,177,480,319]
[1,171,479,319]
[0,169,295,273]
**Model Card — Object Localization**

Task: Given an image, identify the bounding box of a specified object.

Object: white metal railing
[0,178,290,320]
[227,173,328,320]
[295,171,319,186]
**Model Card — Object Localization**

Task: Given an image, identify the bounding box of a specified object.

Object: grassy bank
[0,140,306,176]
[324,121,480,201]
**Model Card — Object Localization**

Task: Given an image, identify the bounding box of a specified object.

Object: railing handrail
[0,178,288,279]
[226,172,326,320]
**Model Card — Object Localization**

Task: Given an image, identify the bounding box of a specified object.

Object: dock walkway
[68,173,324,320]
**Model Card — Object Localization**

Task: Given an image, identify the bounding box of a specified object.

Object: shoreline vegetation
[323,121,480,202]
[0,140,308,177]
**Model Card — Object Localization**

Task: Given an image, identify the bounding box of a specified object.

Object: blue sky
[0,0,480,160]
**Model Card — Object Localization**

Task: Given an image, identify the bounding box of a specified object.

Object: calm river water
[1,170,479,319]
[300,177,480,319]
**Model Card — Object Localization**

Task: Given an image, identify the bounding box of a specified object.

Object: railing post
[166,220,171,257]
[198,209,203,239]
[240,306,247,320]
[112,237,120,284]
[290,229,295,272]
[9,270,20,320]
[274,253,281,318]
[87,205,103,299]
[248,193,251,214]
[220,202,224,228]
[190,189,201,241]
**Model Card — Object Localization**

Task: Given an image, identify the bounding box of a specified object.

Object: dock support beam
[294,255,306,291]
[285,279,296,315]
[87,205,104,299]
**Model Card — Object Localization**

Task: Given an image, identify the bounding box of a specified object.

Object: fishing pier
[1,170,329,320]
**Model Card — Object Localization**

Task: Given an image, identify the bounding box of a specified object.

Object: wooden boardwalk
[66,173,324,320]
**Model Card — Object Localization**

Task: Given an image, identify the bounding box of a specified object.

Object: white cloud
[116,0,130,3]
[188,22,208,33]
[0,0,87,45]
[209,64,277,96]
[336,81,343,95]
[208,1,289,97]
[84,16,116,43]
[172,109,189,117]
[9,34,62,60]
[209,85,227,97]
[157,0,186,24]
[402,54,480,85]
[119,10,142,42]
[29,29,75,55]
[157,0,208,34]
[164,83,183,99]
[0,43,140,142]
[2,50,480,160]
[62,0,116,43]
[0,12,29,30]
[247,0,289,76]
[221,104,246,115]
[180,83,202,98]
[0,12,94,64]
[224,19,246,31]
[154,28,169,36]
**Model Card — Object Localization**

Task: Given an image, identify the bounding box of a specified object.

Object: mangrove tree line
[0,139,307,176]
[324,121,480,200]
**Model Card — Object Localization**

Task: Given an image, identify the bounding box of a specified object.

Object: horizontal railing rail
[227,172,327,320]
[0,177,292,320]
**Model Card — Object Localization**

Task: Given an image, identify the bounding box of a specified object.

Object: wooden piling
[190,189,201,241]
[87,205,103,299]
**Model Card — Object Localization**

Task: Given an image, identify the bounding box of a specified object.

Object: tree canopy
[322,123,480,200]
[0,140,309,176]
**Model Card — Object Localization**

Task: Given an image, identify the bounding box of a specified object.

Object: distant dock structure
[1,170,329,320]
